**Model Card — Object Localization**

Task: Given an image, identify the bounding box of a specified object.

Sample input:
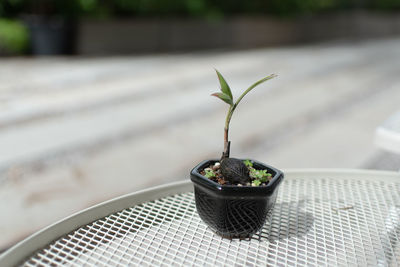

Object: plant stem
[221,105,233,160]
[222,128,230,159]
[220,74,277,161]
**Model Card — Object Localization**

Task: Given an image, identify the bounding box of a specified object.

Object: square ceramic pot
[190,159,284,238]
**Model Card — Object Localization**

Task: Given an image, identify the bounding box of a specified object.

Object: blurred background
[1,0,400,252]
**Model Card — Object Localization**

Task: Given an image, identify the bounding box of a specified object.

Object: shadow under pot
[190,159,284,239]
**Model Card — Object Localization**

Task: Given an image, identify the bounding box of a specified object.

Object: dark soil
[200,162,228,185]
[200,161,271,186]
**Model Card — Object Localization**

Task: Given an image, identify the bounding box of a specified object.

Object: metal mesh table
[1,169,400,266]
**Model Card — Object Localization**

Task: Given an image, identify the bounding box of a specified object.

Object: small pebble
[212,162,221,171]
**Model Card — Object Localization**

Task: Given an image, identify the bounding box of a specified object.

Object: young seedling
[211,70,277,184]
[212,70,277,160]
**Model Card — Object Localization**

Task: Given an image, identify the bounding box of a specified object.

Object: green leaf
[243,159,253,168]
[233,74,277,109]
[204,168,216,178]
[249,167,257,179]
[259,171,268,182]
[252,180,261,186]
[249,168,271,182]
[215,69,233,100]
[211,92,233,105]
[247,74,277,92]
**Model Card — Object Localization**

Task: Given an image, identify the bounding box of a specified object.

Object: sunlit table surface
[376,110,400,154]
[1,169,399,267]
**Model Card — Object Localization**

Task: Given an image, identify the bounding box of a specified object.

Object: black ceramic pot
[191,159,284,238]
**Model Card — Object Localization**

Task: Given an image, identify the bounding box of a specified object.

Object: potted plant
[190,70,284,239]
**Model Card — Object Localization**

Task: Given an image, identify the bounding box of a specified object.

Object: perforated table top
[1,169,399,266]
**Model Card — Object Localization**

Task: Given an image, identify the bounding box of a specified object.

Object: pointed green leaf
[233,74,277,108]
[211,92,233,105]
[247,74,277,92]
[215,69,233,100]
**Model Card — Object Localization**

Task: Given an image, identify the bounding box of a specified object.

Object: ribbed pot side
[191,159,284,238]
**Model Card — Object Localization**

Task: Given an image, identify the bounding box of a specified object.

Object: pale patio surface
[1,37,400,251]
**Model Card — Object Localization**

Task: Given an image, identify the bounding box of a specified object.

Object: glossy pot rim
[190,159,284,196]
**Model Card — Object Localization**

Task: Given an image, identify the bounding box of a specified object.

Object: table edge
[0,180,193,267]
[284,168,400,180]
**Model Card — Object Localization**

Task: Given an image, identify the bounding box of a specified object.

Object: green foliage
[0,18,28,54]
[0,0,102,18]
[212,70,276,159]
[212,71,277,110]
[215,70,233,100]
[369,0,400,10]
[0,0,24,18]
[212,70,276,134]
[243,159,253,168]
[204,168,216,178]
[211,92,233,105]
[1,0,400,19]
[265,0,339,16]
[244,159,272,186]
[249,168,271,182]
[247,162,272,186]
[211,70,276,109]
[211,70,233,106]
